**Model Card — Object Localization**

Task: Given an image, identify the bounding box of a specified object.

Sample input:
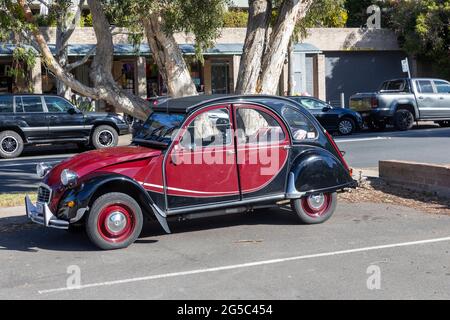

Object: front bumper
[25,196,69,230]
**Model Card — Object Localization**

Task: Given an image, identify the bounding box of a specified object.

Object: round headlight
[61,169,78,187]
[36,163,52,178]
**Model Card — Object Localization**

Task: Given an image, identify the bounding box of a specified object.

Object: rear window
[0,96,13,113]
[434,80,450,94]
[21,96,44,113]
[380,80,409,92]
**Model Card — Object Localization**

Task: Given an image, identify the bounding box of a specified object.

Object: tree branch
[65,46,96,71]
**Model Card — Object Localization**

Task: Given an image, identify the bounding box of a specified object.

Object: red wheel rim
[301,193,332,218]
[97,203,136,243]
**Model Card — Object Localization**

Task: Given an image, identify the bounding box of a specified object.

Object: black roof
[151,94,298,114]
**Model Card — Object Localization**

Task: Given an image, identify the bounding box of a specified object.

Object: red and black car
[26,95,356,250]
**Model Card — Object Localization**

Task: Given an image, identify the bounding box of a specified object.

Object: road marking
[38,235,450,294]
[336,137,391,143]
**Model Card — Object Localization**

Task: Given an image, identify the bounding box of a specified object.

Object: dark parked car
[288,96,363,135]
[26,95,356,250]
[0,94,130,158]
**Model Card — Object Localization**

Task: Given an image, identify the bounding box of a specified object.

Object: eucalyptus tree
[107,0,228,98]
[236,0,346,95]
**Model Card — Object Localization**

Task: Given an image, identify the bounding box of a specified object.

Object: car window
[0,96,13,113]
[14,97,23,113]
[21,96,44,113]
[416,80,434,94]
[434,80,450,94]
[380,80,409,92]
[299,98,327,110]
[181,108,231,148]
[282,107,318,140]
[235,107,285,145]
[45,96,75,112]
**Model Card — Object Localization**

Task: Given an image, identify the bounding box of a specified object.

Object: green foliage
[385,0,450,78]
[223,9,248,27]
[7,46,37,92]
[295,0,347,41]
[35,14,57,27]
[344,0,376,27]
[80,13,93,27]
[107,0,229,62]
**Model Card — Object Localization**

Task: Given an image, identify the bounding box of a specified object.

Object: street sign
[401,58,411,78]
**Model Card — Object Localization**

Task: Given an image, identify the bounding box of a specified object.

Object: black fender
[60,172,170,233]
[286,149,355,198]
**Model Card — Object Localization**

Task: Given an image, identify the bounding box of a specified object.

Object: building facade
[0,27,412,111]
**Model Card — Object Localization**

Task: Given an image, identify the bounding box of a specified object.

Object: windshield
[133,112,185,147]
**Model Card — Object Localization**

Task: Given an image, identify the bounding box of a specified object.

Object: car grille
[37,185,52,203]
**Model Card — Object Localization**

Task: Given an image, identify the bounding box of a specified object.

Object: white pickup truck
[349,78,450,131]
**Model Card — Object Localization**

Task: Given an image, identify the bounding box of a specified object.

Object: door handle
[283,145,292,150]
[418,96,424,99]
[226,150,235,155]
[440,97,444,100]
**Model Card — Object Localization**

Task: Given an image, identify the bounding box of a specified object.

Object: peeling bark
[143,15,198,98]
[235,0,271,94]
[258,0,312,95]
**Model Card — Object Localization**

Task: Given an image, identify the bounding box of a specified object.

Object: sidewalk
[0,206,25,218]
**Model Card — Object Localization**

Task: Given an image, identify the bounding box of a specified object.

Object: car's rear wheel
[337,118,355,135]
[91,125,118,149]
[291,192,337,224]
[394,109,414,131]
[85,192,143,250]
[0,130,24,159]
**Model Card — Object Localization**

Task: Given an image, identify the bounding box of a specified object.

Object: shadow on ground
[0,208,299,252]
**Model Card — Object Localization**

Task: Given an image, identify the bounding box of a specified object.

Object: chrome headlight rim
[36,162,52,178]
[60,169,78,187]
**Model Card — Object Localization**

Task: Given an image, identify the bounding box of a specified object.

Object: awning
[0,42,321,57]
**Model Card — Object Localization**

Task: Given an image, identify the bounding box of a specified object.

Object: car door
[14,96,48,141]
[415,80,439,118]
[165,105,240,209]
[43,96,88,140]
[234,104,290,199]
[433,80,450,117]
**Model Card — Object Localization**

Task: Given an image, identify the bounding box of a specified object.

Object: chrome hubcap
[98,130,114,147]
[307,194,325,210]
[106,211,127,233]
[339,120,353,134]
[1,136,18,154]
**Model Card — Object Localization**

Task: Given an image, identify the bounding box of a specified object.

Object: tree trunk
[235,0,271,94]
[55,8,72,100]
[87,0,150,119]
[143,15,197,98]
[258,0,312,95]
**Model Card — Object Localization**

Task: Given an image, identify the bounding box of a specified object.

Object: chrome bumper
[25,195,69,230]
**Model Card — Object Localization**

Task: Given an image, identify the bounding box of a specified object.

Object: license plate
[36,202,44,214]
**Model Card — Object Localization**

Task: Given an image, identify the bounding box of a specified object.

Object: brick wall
[379,160,450,198]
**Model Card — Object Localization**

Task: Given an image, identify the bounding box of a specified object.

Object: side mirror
[322,106,331,112]
[68,108,78,115]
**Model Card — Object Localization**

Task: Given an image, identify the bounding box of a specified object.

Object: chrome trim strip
[285,172,306,199]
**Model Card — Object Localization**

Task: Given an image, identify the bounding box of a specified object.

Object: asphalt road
[1,125,449,193]
[1,202,449,299]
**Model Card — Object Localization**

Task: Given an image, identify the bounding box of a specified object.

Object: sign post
[401,58,411,78]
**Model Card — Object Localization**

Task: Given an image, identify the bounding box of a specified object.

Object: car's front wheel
[337,118,355,135]
[85,192,143,250]
[0,130,24,159]
[91,125,118,149]
[291,192,337,224]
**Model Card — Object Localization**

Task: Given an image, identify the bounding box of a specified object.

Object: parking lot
[0,124,449,299]
[1,201,449,299]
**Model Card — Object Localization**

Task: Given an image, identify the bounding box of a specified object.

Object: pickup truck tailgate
[349,93,375,112]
